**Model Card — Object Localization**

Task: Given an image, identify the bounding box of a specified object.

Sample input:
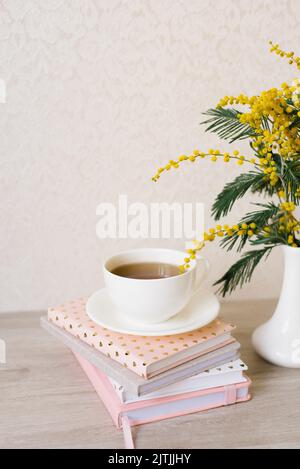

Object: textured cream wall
[1,0,300,312]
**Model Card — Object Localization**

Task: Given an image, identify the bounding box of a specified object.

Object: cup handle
[193,255,210,296]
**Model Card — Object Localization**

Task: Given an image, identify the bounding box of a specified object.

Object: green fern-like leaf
[280,157,300,202]
[214,247,273,297]
[261,116,272,132]
[241,202,280,227]
[220,202,280,252]
[212,171,267,220]
[201,108,257,143]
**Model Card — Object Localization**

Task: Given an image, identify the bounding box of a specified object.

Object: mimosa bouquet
[153,42,300,296]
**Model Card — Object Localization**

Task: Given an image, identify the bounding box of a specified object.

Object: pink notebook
[48,298,236,378]
[74,353,251,448]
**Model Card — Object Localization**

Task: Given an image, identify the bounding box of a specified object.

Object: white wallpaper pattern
[1,0,300,312]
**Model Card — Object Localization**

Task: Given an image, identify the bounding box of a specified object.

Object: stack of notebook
[41,297,251,448]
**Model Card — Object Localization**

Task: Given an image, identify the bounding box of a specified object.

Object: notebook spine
[74,352,122,428]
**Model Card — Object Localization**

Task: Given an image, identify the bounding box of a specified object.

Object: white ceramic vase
[252,245,300,368]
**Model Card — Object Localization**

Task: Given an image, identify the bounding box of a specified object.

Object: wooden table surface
[0,299,300,449]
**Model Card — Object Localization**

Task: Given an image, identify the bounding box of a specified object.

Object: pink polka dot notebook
[48,297,237,379]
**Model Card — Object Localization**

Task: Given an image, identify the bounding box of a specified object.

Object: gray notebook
[41,316,240,397]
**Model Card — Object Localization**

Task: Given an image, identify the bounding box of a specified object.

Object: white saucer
[86,287,220,336]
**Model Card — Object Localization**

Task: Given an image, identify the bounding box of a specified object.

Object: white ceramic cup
[103,248,209,325]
